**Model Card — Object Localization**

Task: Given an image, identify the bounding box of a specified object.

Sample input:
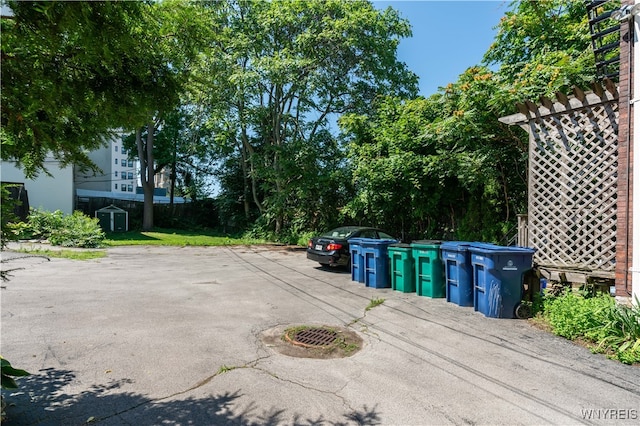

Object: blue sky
[373,1,510,97]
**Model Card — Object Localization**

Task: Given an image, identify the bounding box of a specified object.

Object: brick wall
[616,0,633,297]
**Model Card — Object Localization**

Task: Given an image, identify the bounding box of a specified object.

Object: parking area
[1,245,639,425]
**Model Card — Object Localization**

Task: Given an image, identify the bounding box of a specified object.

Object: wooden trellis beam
[499,79,618,126]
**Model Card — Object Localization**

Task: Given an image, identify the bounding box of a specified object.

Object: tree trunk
[240,142,250,219]
[169,137,176,210]
[137,123,156,231]
[241,125,264,214]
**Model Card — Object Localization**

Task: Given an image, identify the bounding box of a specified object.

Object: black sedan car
[306,226,396,268]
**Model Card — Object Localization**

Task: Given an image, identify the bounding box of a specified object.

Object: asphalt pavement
[1,244,639,426]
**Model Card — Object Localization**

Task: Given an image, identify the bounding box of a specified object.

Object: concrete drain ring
[261,325,363,359]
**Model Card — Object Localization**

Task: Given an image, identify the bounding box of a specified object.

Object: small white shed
[95,205,128,232]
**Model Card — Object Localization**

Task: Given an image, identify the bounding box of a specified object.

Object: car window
[359,230,377,238]
[322,229,352,238]
[378,231,394,240]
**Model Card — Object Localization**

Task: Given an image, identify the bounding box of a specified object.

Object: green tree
[123,105,217,205]
[1,1,210,230]
[342,0,597,242]
[201,0,417,235]
[342,80,526,242]
[1,1,146,176]
[126,0,212,230]
[483,0,597,100]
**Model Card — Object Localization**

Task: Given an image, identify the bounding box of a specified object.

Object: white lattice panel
[527,103,618,271]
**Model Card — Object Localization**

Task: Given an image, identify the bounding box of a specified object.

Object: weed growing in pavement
[365,298,385,311]
[335,338,359,354]
[217,365,238,375]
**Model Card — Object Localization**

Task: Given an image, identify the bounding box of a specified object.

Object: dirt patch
[527,316,553,333]
[261,324,363,359]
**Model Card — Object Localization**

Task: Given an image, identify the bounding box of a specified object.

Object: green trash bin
[411,240,445,298]
[388,243,414,293]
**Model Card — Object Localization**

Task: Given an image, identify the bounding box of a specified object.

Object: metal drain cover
[262,325,363,359]
[289,328,337,347]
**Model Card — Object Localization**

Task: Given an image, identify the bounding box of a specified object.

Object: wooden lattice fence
[499,81,618,278]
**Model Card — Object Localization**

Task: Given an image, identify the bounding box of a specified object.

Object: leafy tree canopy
[0,0,206,178]
[483,0,597,100]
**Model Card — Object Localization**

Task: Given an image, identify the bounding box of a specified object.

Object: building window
[115,158,118,165]
[127,160,134,168]
[122,158,127,166]
[114,183,118,190]
[128,172,134,180]
[127,185,133,192]
[122,175,127,180]
[115,145,118,152]
[114,171,118,177]
[121,186,127,192]
[121,147,126,154]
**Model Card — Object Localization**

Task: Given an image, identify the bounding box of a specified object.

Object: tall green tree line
[198,0,417,236]
[2,0,601,241]
[339,0,599,242]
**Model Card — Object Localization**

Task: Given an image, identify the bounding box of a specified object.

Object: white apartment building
[155,166,171,193]
[3,135,185,214]
[75,134,138,194]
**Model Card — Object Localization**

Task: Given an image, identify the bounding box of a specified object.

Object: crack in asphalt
[92,356,271,424]
[94,353,359,424]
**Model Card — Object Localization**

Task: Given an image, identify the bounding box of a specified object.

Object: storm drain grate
[288,328,338,348]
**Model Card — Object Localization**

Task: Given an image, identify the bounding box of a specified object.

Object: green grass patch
[104,228,268,247]
[14,248,106,260]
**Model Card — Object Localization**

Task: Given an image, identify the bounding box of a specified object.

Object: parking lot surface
[1,245,639,425]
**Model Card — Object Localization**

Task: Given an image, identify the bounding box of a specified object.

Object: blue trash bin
[469,243,536,318]
[349,238,365,283]
[441,241,473,307]
[360,238,398,288]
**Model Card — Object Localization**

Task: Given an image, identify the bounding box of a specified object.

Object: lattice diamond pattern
[528,104,618,271]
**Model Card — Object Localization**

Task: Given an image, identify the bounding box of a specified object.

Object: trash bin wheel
[515,303,531,319]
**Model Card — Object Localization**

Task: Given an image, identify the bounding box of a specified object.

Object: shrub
[542,290,640,364]
[25,208,65,240]
[543,290,611,340]
[590,297,640,364]
[49,211,106,248]
[19,209,105,248]
[1,184,21,248]
[297,231,316,247]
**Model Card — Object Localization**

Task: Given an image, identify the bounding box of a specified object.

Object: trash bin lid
[411,239,441,248]
[469,242,536,255]
[360,238,398,246]
[389,243,412,249]
[440,241,472,251]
